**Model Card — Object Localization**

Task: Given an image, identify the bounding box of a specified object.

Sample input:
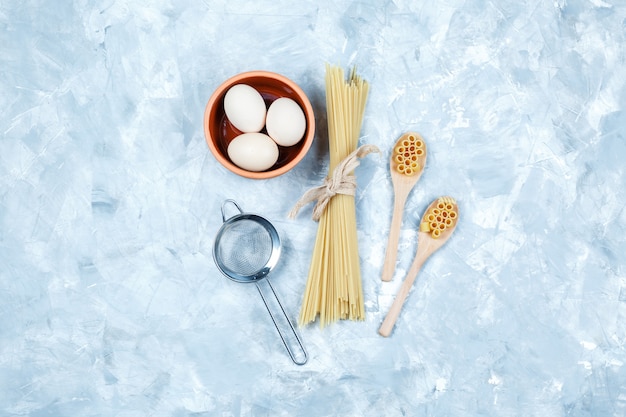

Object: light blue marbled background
[1,0,626,415]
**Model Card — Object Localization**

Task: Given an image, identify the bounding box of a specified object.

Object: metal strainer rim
[213,213,281,283]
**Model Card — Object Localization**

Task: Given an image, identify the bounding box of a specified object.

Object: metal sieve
[213,199,308,365]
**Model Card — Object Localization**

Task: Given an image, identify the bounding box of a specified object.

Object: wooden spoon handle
[381,192,409,282]
[378,251,426,337]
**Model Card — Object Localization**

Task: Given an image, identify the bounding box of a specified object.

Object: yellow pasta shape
[441,197,456,205]
[392,132,427,177]
[421,196,458,238]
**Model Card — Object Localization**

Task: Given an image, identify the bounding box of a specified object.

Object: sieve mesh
[215,218,273,276]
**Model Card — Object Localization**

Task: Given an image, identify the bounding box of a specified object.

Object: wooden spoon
[379,196,459,337]
[381,132,428,282]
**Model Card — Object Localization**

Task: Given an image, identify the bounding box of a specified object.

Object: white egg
[227,132,279,172]
[223,84,267,133]
[265,97,307,147]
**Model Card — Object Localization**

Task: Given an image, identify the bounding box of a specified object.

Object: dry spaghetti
[291,65,375,327]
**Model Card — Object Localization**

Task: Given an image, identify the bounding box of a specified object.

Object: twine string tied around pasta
[288,144,380,221]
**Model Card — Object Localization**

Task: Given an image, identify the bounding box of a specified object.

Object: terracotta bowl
[204,71,315,179]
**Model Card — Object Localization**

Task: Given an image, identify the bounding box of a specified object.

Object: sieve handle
[255,279,308,365]
[221,199,243,223]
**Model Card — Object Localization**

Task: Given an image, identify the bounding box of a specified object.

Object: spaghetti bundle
[296,65,371,327]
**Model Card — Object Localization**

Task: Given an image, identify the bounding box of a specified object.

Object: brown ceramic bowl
[204,71,315,179]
